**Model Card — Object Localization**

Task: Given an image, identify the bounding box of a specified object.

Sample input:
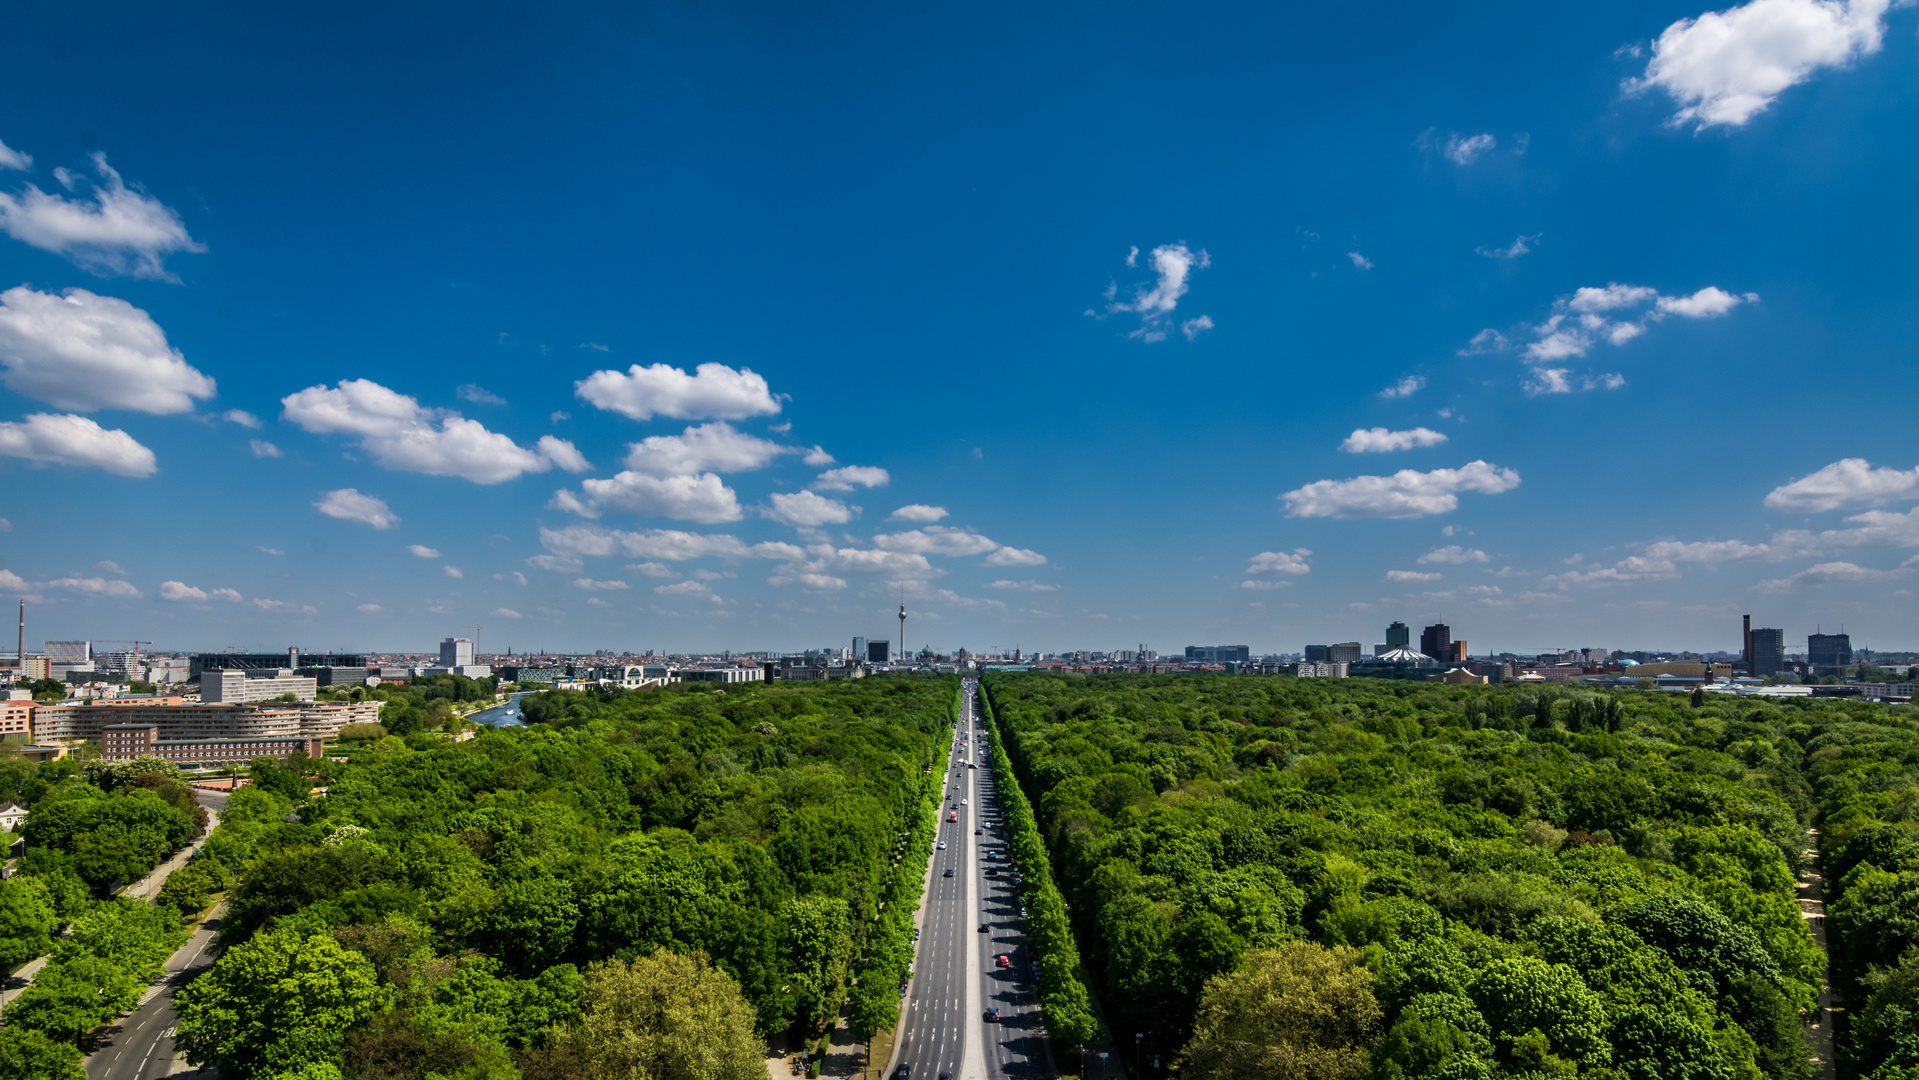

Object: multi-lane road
[888,679,1052,1080]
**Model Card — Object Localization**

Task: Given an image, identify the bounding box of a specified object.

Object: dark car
[978,923,989,932]
[943,867,954,877]
[896,1066,911,1078]
[986,1007,1002,1023]
[974,827,983,835]
[985,868,998,877]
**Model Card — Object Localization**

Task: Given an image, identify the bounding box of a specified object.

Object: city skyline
[1,1,1917,653]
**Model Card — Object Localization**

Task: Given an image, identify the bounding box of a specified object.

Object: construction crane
[464,625,484,660]
[92,639,154,670]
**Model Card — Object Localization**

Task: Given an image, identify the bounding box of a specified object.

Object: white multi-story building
[44,641,90,663]
[200,669,318,703]
[440,637,475,668]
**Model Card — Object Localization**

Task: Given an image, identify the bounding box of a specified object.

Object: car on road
[895,1067,910,1079]
[978,923,989,932]
[937,841,946,850]
[985,867,998,876]
[986,1007,1002,1023]
[944,868,954,877]
[949,811,958,822]
[974,827,983,835]
[996,954,1011,967]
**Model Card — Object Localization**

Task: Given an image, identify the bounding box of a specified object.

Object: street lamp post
[1135,1032,1144,1079]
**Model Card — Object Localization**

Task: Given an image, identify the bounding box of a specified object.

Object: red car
[948,811,958,822]
[995,954,1011,968]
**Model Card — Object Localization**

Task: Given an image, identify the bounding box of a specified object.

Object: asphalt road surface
[888,679,1052,1080]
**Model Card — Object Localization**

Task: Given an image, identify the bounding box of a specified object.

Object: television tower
[898,589,907,661]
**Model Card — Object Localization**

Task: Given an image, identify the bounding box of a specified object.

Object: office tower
[867,639,891,664]
[1450,641,1468,663]
[1419,623,1452,661]
[1808,632,1852,675]
[45,640,90,663]
[1750,628,1785,677]
[1326,642,1362,664]
[1386,622,1410,650]
[853,636,866,661]
[1304,645,1330,663]
[439,637,474,668]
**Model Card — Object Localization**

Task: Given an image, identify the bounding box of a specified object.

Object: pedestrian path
[1798,830,1836,1080]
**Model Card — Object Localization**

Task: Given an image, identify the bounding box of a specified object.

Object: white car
[938,841,947,850]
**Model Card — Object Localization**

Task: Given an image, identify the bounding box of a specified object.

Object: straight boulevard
[888,680,1052,1080]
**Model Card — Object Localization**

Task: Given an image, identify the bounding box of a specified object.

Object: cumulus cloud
[813,465,890,491]
[766,545,937,588]
[1282,460,1521,519]
[536,436,591,473]
[1628,0,1895,128]
[986,579,1059,592]
[1347,252,1373,270]
[0,413,157,476]
[443,565,463,579]
[314,488,399,529]
[0,139,29,171]
[1756,560,1904,590]
[1181,315,1215,341]
[1246,549,1313,575]
[984,546,1047,567]
[1467,282,1757,395]
[159,580,208,601]
[494,607,522,618]
[1238,579,1294,591]
[1387,570,1444,582]
[572,578,631,590]
[1476,234,1540,260]
[873,526,1000,556]
[765,490,855,528]
[629,562,680,579]
[555,471,744,523]
[1442,132,1497,165]
[222,409,262,428]
[1764,458,1919,513]
[575,362,780,421]
[249,440,282,459]
[890,504,949,522]
[282,379,558,484]
[654,580,712,597]
[408,544,441,559]
[622,422,790,476]
[769,571,849,591]
[1418,545,1491,564]
[211,588,241,601]
[456,384,506,406]
[0,152,205,279]
[1340,427,1448,453]
[1379,375,1425,399]
[46,575,141,598]
[537,523,802,563]
[1101,243,1212,343]
[0,287,215,414]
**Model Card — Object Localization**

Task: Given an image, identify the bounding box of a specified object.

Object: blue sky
[1,0,1915,656]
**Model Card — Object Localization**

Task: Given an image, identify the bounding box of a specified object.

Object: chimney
[1742,615,1751,671]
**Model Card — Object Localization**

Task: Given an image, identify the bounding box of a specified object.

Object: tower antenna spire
[899,588,907,663]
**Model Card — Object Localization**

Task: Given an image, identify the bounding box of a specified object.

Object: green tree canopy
[174,928,382,1078]
[549,949,765,1080]
[1181,942,1383,1080]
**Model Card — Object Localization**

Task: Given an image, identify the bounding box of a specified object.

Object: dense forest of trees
[165,676,956,1079]
[981,672,1850,1080]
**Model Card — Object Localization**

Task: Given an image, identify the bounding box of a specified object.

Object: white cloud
[211,587,241,601]
[1442,132,1497,165]
[250,597,317,614]
[1246,549,1313,575]
[159,580,208,602]
[890,504,949,522]
[314,488,399,529]
[537,523,801,563]
[1103,243,1211,343]
[1181,315,1215,341]
[623,421,790,476]
[0,413,157,476]
[1418,545,1490,564]
[573,577,631,590]
[456,384,507,406]
[408,544,441,559]
[1479,282,1756,393]
[0,287,215,414]
[222,409,262,428]
[766,490,855,528]
[443,565,463,579]
[249,439,282,459]
[1765,458,1919,513]
[1238,579,1294,591]
[552,471,743,523]
[1756,560,1904,590]
[813,465,890,491]
[1379,375,1425,399]
[1347,252,1373,270]
[494,607,522,618]
[575,362,780,421]
[96,560,127,575]
[1282,460,1521,519]
[46,575,141,598]
[768,572,848,591]
[256,546,284,556]
[1629,0,1895,128]
[1476,234,1540,260]
[986,579,1059,592]
[282,379,554,484]
[1340,427,1448,453]
[655,580,712,597]
[0,152,205,279]
[629,562,680,579]
[1387,570,1444,582]
[873,526,1000,556]
[536,435,591,473]
[0,139,29,171]
[983,546,1047,567]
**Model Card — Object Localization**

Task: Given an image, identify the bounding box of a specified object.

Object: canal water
[469,691,535,727]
